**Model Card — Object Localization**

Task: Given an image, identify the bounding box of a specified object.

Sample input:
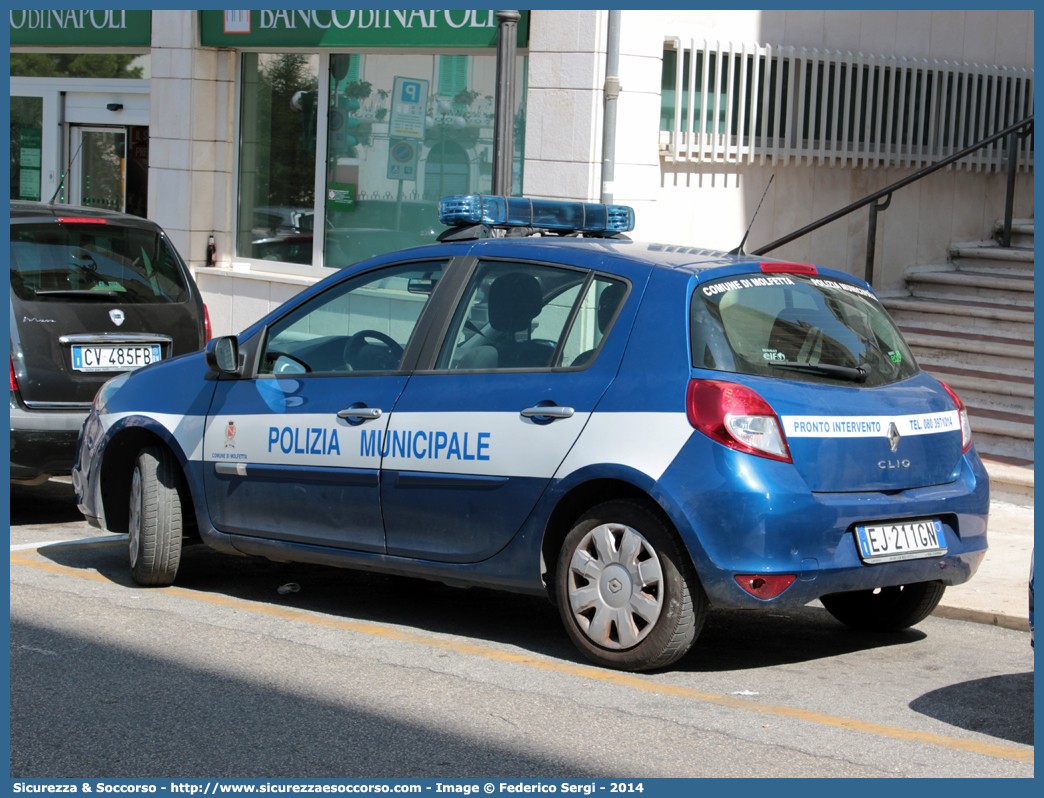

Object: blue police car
[72,195,989,672]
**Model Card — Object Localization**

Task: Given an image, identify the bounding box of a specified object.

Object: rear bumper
[10,399,89,481]
[660,440,991,609]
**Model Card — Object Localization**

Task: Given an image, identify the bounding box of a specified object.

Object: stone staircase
[881,218,1034,500]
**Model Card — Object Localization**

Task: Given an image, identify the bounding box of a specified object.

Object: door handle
[338,407,382,420]
[521,405,574,419]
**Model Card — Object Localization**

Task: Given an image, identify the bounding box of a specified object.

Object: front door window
[258,260,444,376]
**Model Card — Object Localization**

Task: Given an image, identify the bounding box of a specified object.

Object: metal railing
[751,115,1033,286]
[662,38,1034,174]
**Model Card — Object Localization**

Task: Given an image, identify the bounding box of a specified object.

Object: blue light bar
[438,195,635,234]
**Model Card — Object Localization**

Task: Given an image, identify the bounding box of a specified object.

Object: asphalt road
[9,480,1034,779]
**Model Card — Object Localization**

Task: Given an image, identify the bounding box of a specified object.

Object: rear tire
[128,446,183,586]
[555,499,707,671]
[821,581,945,632]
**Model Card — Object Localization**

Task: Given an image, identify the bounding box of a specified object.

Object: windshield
[690,273,919,387]
[10,222,189,303]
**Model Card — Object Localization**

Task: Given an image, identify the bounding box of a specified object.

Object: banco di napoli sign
[10,9,151,46]
[199,10,529,48]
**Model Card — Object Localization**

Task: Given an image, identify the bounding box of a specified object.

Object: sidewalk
[933,494,1034,632]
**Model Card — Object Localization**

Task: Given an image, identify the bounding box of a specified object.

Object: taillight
[10,357,18,392]
[57,216,107,224]
[939,381,973,452]
[686,379,792,462]
[203,304,212,344]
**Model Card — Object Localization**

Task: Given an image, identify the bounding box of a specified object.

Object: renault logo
[109,309,125,327]
[887,422,901,452]
[607,578,623,594]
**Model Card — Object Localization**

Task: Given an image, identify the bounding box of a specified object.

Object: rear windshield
[690,273,919,388]
[10,222,189,303]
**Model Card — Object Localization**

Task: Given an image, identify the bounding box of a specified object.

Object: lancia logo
[607,578,623,594]
[887,422,901,452]
[224,421,237,448]
[109,309,125,327]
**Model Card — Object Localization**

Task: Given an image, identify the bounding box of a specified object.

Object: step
[926,367,1034,415]
[970,423,1034,463]
[902,327,1033,374]
[966,407,1034,464]
[910,346,1031,378]
[991,219,1035,249]
[980,458,1034,501]
[905,268,1033,307]
[951,242,1035,271]
[882,296,1034,341]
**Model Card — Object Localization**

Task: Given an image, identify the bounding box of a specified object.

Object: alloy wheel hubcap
[566,523,664,650]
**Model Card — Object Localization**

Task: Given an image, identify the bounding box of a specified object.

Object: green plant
[374,107,388,122]
[453,88,480,106]
[344,80,372,100]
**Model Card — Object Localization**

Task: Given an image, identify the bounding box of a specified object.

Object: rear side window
[435,260,628,371]
[691,273,919,387]
[9,222,189,303]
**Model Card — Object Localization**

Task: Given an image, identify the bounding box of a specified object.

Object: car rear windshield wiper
[34,289,120,298]
[768,360,869,383]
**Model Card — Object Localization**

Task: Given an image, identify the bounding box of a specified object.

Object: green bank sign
[200,10,529,49]
[10,10,151,46]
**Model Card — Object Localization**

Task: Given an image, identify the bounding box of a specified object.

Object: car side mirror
[205,336,240,375]
[408,277,437,294]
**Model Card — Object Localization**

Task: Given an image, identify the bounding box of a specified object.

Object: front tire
[555,499,707,671]
[821,581,946,632]
[128,446,184,586]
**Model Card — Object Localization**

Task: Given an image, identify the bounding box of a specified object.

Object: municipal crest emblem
[225,420,236,448]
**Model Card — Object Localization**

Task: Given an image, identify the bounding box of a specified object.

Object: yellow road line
[11,548,1033,765]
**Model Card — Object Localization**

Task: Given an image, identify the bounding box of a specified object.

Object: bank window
[237,53,320,266]
[321,52,527,273]
[259,260,445,376]
[239,50,527,275]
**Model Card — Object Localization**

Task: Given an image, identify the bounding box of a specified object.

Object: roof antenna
[47,137,85,208]
[729,174,774,256]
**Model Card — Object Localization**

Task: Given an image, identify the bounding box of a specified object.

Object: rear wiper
[34,289,120,298]
[768,360,869,383]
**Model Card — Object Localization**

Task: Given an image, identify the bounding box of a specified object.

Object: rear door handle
[521,405,574,419]
[338,407,382,420]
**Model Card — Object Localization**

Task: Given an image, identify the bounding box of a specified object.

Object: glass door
[69,126,127,212]
[11,96,44,202]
